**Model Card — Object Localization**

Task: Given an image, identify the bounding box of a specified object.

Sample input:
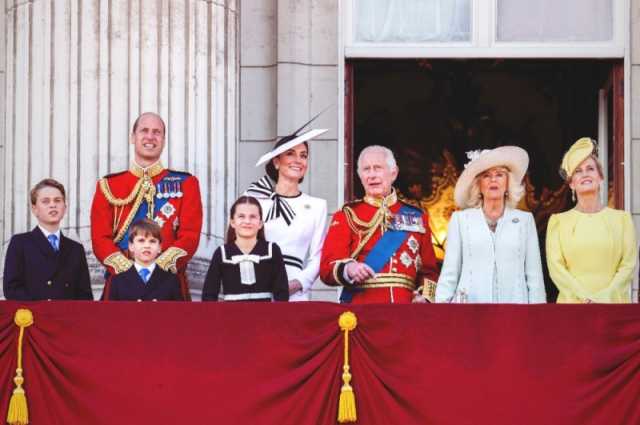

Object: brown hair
[131,112,166,136]
[225,196,266,243]
[128,219,163,243]
[265,139,309,183]
[30,178,66,205]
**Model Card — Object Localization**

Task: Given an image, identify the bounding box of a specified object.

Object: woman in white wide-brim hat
[435,146,546,303]
[546,137,637,303]
[244,122,328,301]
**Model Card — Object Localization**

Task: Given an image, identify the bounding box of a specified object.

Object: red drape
[1,302,639,425]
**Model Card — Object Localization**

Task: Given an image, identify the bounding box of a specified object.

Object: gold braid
[99,175,157,243]
[343,206,385,260]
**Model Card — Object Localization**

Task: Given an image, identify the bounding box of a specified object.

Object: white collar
[134,262,156,275]
[38,225,61,240]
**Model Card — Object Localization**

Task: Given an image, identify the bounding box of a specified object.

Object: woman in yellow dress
[546,137,637,303]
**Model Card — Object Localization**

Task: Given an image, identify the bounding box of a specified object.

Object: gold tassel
[7,309,34,425]
[337,311,358,423]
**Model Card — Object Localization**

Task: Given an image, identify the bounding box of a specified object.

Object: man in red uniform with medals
[320,145,439,304]
[91,112,203,300]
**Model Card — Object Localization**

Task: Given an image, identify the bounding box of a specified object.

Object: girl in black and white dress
[247,126,328,301]
[202,196,289,302]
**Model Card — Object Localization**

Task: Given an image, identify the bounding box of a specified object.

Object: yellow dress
[546,207,637,303]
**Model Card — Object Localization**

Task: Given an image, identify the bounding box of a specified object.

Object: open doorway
[345,59,624,301]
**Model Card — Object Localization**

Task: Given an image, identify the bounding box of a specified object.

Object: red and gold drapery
[1,302,639,424]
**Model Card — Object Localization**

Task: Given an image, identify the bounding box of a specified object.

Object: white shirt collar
[134,262,156,275]
[38,225,61,240]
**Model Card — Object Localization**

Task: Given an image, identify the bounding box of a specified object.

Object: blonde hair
[465,169,525,209]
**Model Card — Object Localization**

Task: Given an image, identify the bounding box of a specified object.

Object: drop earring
[571,189,576,202]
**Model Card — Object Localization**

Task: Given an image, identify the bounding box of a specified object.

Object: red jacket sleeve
[319,210,355,286]
[419,212,439,299]
[90,181,122,275]
[171,175,203,271]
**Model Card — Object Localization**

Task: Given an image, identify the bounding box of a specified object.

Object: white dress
[246,176,328,301]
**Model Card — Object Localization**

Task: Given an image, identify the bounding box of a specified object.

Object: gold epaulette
[99,177,143,207]
[398,196,425,213]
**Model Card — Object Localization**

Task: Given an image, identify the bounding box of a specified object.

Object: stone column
[0,0,239,299]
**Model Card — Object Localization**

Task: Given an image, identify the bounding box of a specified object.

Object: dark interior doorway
[347,59,622,302]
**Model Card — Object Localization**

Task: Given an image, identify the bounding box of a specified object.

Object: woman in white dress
[246,127,328,301]
[435,146,546,303]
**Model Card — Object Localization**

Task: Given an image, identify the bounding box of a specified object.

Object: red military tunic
[320,190,438,304]
[91,161,203,300]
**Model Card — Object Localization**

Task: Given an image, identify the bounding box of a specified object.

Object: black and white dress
[246,176,327,301]
[202,239,289,302]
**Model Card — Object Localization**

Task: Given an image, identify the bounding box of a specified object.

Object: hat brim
[255,129,328,167]
[454,146,529,208]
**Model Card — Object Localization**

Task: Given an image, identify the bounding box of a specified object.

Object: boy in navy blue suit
[3,179,93,300]
[106,219,182,301]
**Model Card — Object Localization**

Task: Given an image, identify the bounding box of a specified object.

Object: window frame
[343,0,627,58]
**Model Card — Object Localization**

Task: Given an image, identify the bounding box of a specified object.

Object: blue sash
[116,171,188,250]
[340,204,418,303]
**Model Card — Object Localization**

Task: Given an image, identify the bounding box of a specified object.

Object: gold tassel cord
[7,309,34,425]
[337,311,358,423]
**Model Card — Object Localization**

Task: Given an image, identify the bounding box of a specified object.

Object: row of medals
[156,182,183,199]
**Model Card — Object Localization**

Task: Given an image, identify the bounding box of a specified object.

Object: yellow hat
[560,137,597,180]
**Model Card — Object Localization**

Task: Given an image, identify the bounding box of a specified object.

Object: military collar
[130,160,165,178]
[364,189,398,209]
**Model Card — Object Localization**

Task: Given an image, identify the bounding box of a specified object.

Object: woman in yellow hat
[546,137,637,303]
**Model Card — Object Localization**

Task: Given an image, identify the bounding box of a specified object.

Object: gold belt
[360,273,416,291]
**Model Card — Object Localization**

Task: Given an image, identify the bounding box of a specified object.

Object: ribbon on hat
[246,176,296,226]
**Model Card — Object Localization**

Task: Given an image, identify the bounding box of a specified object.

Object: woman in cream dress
[546,137,637,303]
[435,146,546,303]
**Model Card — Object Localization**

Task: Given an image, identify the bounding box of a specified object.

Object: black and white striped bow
[246,176,296,226]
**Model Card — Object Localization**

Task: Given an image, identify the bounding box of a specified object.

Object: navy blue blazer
[107,266,182,301]
[3,227,93,300]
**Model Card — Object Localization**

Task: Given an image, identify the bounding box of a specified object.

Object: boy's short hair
[30,178,66,205]
[128,219,163,243]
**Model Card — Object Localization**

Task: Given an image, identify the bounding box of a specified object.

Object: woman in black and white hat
[245,125,328,301]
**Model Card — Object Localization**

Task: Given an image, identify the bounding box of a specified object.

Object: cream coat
[435,207,546,303]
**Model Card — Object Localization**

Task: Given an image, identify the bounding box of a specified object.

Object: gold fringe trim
[156,247,188,274]
[7,309,34,425]
[104,252,134,274]
[337,311,357,423]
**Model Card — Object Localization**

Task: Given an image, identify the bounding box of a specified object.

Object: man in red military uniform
[320,145,438,304]
[91,112,203,300]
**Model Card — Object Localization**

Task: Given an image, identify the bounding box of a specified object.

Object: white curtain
[355,0,471,43]
[497,0,613,42]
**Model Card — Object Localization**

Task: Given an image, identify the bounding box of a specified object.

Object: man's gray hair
[357,145,398,171]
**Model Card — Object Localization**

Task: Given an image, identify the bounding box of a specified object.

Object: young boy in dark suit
[106,219,182,301]
[3,178,93,300]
